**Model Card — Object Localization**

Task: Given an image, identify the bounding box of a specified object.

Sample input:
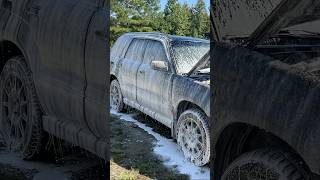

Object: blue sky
[160,0,210,10]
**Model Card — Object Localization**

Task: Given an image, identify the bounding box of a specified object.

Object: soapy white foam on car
[111,109,210,180]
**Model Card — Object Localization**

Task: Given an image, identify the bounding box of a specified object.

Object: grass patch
[110,161,149,180]
[110,114,188,180]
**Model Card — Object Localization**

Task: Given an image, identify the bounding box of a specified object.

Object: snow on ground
[111,110,210,180]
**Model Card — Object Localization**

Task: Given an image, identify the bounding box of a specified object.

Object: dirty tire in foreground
[110,79,126,112]
[177,108,210,166]
[221,148,311,180]
[0,56,44,160]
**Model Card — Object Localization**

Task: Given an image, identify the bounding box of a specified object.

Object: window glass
[172,41,209,74]
[125,39,148,61]
[143,40,168,64]
[111,36,131,58]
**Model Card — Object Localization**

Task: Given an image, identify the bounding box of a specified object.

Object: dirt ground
[110,113,189,180]
[0,137,108,180]
[0,112,191,180]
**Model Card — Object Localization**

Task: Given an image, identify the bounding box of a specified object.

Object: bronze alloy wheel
[110,79,125,112]
[177,108,210,166]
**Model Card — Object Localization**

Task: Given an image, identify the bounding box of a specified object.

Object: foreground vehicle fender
[212,44,320,175]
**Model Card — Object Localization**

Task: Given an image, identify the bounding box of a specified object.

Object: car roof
[123,32,209,44]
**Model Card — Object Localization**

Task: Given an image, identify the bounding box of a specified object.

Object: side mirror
[151,61,169,72]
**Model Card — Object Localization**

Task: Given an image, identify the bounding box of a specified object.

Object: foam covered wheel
[177,108,210,166]
[221,148,311,180]
[110,79,125,112]
[0,56,44,160]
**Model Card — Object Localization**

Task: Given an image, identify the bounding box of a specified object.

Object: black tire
[110,79,126,112]
[176,108,210,166]
[221,148,311,180]
[0,56,44,160]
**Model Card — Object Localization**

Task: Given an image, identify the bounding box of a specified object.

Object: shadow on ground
[0,137,108,180]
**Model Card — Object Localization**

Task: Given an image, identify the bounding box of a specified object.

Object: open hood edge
[187,51,210,76]
[211,0,320,47]
[246,0,320,47]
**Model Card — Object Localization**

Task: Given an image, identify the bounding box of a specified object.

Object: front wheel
[221,148,311,180]
[176,108,210,166]
[0,56,44,160]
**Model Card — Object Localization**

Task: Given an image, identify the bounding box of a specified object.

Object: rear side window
[125,39,148,62]
[111,36,131,58]
[143,40,168,64]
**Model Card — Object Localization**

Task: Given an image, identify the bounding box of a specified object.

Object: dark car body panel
[212,44,320,175]
[0,0,109,159]
[211,0,320,176]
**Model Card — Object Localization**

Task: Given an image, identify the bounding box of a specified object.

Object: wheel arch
[0,39,45,115]
[110,74,117,82]
[213,122,309,179]
[176,100,206,118]
[0,40,30,71]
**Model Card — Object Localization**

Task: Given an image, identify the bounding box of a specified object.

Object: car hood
[211,0,320,47]
[187,51,210,76]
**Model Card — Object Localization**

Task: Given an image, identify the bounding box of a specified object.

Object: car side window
[125,39,148,62]
[143,40,168,64]
[111,36,131,58]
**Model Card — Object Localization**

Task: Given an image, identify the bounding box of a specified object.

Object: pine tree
[110,0,160,45]
[190,0,209,38]
[176,4,192,36]
[163,0,193,36]
[110,0,209,45]
[163,0,180,34]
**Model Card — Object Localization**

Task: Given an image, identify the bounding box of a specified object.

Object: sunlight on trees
[111,0,210,45]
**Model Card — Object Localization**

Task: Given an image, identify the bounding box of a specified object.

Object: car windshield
[172,41,210,74]
[283,20,320,36]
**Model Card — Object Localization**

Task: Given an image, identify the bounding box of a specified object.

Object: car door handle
[139,70,145,74]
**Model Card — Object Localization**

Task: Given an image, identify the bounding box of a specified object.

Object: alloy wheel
[0,64,29,153]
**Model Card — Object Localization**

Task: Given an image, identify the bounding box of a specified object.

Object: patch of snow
[111,110,210,180]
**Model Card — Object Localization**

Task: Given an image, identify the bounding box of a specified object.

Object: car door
[29,0,99,129]
[136,40,173,127]
[84,0,109,139]
[118,38,148,102]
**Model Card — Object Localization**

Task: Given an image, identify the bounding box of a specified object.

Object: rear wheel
[110,79,125,112]
[176,108,210,166]
[0,56,44,160]
[221,148,311,180]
